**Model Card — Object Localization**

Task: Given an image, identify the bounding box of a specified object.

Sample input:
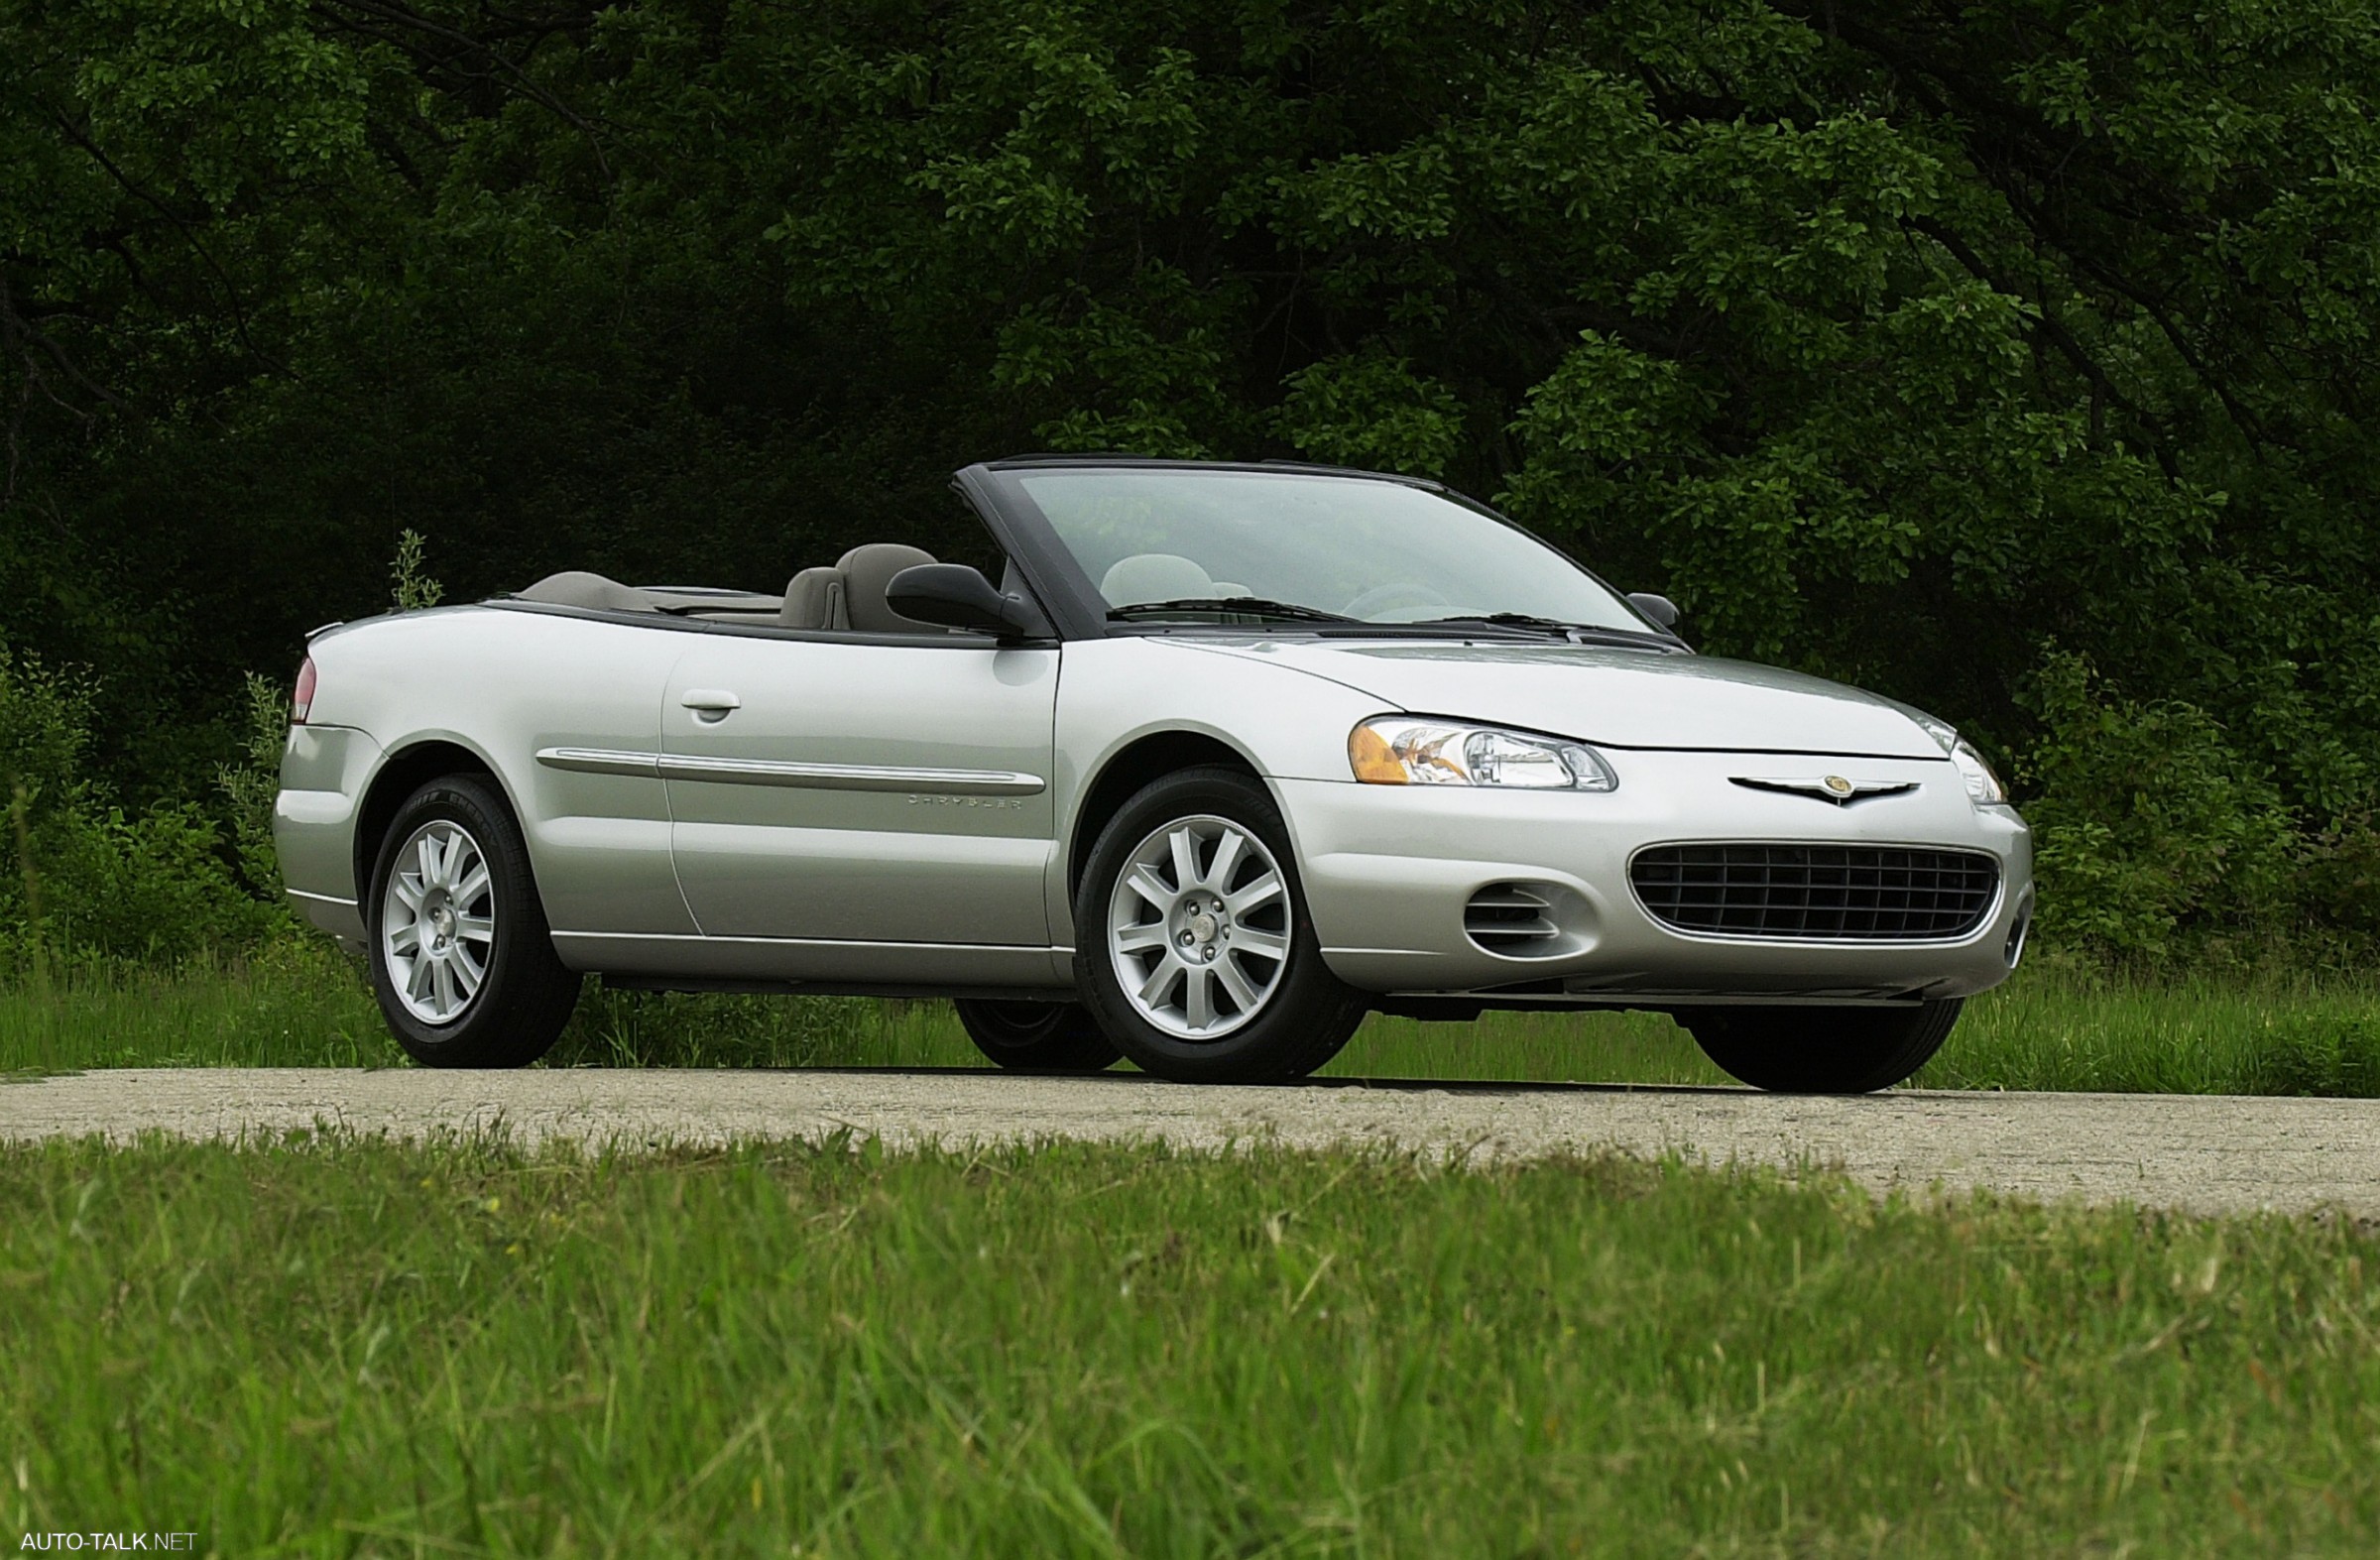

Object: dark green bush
[2019,652,2299,959]
[0,651,277,964]
[31,801,278,962]
[215,670,293,900]
[2296,818,2380,946]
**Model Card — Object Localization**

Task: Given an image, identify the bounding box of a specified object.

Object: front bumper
[1274,751,2031,1005]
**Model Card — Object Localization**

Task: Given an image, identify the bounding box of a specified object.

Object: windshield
[1011,468,1651,631]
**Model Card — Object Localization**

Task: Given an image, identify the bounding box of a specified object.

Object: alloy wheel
[381,819,496,1025]
[1106,813,1292,1040]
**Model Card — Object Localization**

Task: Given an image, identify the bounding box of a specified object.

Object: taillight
[293,657,317,724]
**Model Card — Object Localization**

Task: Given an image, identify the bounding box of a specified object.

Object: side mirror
[1627,591,1681,631]
[887,563,1051,640]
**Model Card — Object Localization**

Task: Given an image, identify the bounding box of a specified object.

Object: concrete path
[5,1067,2377,1219]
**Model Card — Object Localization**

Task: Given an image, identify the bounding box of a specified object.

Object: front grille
[1630,844,1999,941]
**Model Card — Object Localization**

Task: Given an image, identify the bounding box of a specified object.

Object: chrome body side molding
[537,746,1044,795]
[536,747,661,779]
[662,754,1046,795]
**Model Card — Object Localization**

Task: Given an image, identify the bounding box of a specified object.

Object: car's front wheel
[1680,999,1962,1093]
[953,999,1120,1072]
[368,774,580,1068]
[1074,767,1366,1083]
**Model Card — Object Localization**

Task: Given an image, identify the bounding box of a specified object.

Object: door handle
[680,689,742,720]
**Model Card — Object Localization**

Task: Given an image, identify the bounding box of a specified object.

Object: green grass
[5,940,2380,1094]
[2,1136,2374,1556]
[1920,968,2380,1095]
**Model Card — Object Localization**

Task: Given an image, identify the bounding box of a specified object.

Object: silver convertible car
[275,456,2031,1090]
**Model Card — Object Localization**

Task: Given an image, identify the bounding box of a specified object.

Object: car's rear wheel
[368,774,580,1068]
[1680,999,1963,1093]
[953,999,1120,1072]
[1074,767,1366,1083]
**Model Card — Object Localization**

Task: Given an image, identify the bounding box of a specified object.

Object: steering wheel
[1342,581,1453,622]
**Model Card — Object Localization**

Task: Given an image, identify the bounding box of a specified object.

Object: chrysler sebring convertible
[275,456,2031,1089]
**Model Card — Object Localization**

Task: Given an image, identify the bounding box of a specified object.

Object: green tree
[6,0,2380,955]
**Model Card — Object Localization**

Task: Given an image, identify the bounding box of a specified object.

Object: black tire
[1681,999,1963,1094]
[953,999,1121,1072]
[1073,767,1366,1083]
[366,774,580,1068]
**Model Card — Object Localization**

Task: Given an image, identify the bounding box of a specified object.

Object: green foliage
[2299,818,2380,943]
[1276,352,1467,477]
[388,529,443,613]
[0,650,93,815]
[2020,653,2298,955]
[30,798,275,962]
[7,0,2380,960]
[0,650,271,963]
[2244,1012,2380,1098]
[213,671,290,898]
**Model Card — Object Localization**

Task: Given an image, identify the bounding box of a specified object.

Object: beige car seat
[1100,553,1216,606]
[777,544,940,632]
[779,566,845,630]
[1099,553,1255,607]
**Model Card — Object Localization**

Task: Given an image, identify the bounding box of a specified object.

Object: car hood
[1179,640,1947,758]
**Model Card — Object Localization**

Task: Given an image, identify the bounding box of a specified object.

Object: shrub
[215,670,292,898]
[0,649,92,813]
[390,528,443,613]
[0,649,274,965]
[2019,652,2298,959]
[2296,817,2380,946]
[34,801,277,962]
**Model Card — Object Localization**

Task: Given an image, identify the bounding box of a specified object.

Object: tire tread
[1073,766,1364,1083]
[368,774,579,1068]
[1684,999,1962,1094]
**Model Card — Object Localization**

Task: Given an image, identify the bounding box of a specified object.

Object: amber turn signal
[1348,724,1410,783]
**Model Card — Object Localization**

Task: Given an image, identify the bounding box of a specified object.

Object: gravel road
[7,1067,2377,1218]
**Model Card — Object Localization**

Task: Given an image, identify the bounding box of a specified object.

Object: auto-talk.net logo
[19,1535,197,1553]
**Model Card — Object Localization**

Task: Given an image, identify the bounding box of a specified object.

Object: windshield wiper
[1416,613,1577,636]
[1108,597,1354,624]
[1419,613,1682,650]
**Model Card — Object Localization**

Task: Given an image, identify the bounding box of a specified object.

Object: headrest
[515,571,656,613]
[836,543,939,633]
[779,566,845,630]
[1099,553,1215,607]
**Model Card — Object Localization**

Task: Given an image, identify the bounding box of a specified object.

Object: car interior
[511,542,1262,634]
[511,542,975,634]
[1096,553,1250,604]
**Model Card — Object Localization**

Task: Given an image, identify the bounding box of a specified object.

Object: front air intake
[1464,883,1565,955]
[1630,844,1999,941]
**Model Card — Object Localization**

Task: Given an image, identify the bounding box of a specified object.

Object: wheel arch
[1064,729,1265,902]
[351,736,518,900]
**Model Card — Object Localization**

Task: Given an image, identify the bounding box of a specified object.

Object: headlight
[1915,715,2007,804]
[1950,739,2006,804]
[1349,718,1617,790]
